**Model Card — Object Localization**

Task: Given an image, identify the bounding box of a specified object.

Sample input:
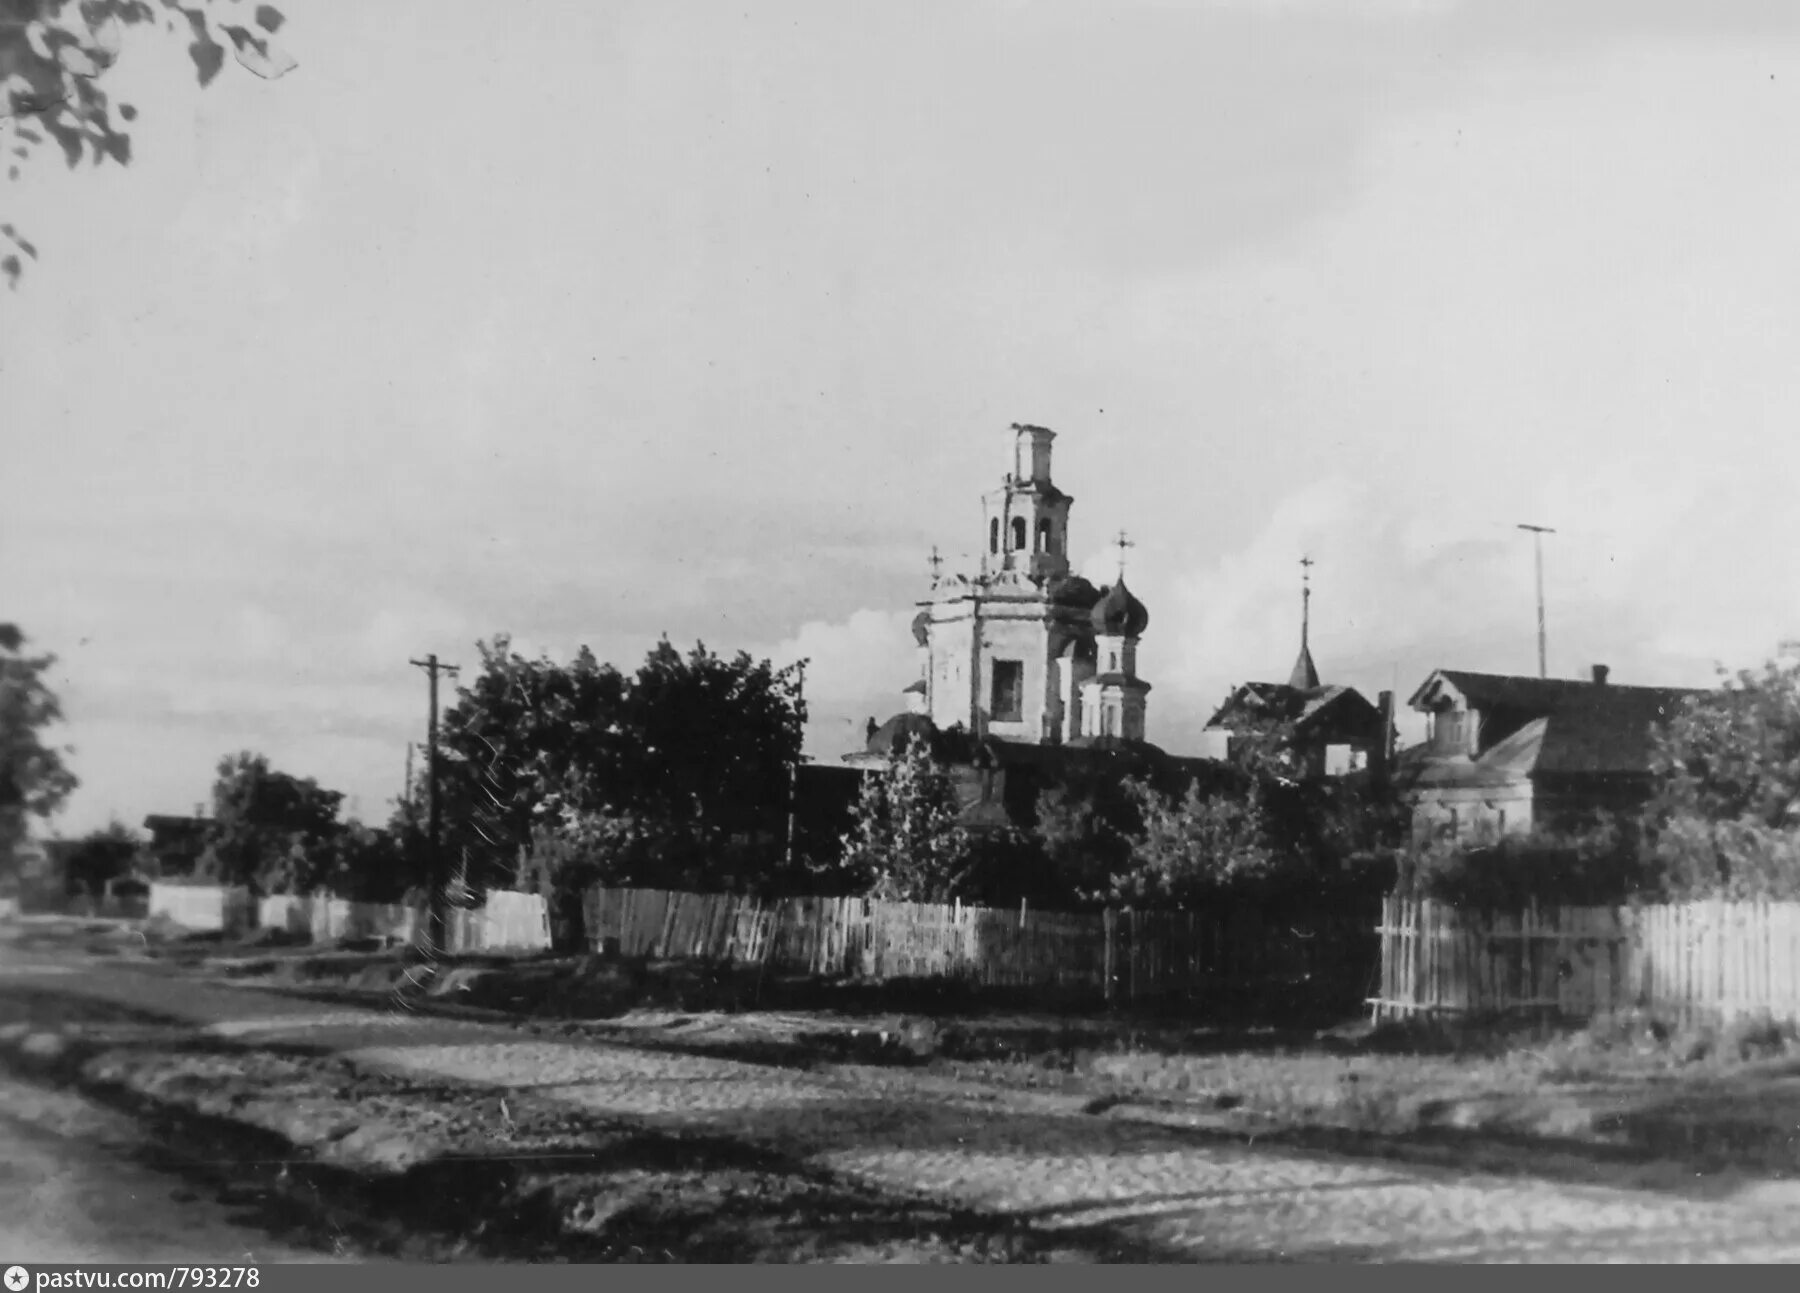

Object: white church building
[856,423,1153,761]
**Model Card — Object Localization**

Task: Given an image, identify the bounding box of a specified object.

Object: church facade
[858,423,1153,762]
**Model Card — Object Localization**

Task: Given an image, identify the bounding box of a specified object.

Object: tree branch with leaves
[2,0,294,285]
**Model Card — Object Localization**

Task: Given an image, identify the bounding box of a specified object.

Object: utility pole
[1517,524,1556,679]
[410,653,459,954]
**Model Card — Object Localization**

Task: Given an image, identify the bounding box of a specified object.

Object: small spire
[1290,555,1319,690]
[928,545,944,588]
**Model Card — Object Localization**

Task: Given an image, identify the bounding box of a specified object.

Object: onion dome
[911,609,931,646]
[866,712,938,757]
[1047,574,1103,610]
[1090,579,1149,637]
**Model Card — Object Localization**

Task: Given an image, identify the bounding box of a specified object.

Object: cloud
[765,607,922,761]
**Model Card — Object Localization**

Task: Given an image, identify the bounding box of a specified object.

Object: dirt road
[0,1076,369,1265]
[5,940,1800,1262]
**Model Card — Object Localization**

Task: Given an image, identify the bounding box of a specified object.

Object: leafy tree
[839,738,971,901]
[1397,818,1648,910]
[1033,773,1142,908]
[197,750,343,894]
[1112,775,1277,908]
[1264,777,1407,906]
[1638,653,1800,899]
[319,819,416,904]
[3,0,294,285]
[1649,657,1800,830]
[622,639,806,888]
[61,817,140,901]
[0,624,78,879]
[436,635,806,894]
[435,635,631,889]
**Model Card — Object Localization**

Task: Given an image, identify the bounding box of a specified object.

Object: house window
[989,518,999,554]
[1011,517,1028,551]
[1037,518,1051,552]
[1435,711,1465,751]
[991,660,1024,722]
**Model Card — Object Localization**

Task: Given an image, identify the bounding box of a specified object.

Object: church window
[989,518,999,554]
[991,660,1024,722]
[1011,517,1027,551]
[1037,518,1051,552]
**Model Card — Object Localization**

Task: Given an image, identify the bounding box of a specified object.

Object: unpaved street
[6,942,1800,1262]
[0,1076,365,1265]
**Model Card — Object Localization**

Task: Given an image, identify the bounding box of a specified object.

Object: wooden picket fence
[1372,896,1800,1025]
[583,886,1374,1004]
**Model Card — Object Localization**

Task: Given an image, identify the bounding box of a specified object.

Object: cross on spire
[928,545,944,587]
[1114,529,1135,577]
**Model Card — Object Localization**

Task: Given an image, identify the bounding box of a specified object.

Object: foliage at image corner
[0,622,78,876]
[2,0,295,286]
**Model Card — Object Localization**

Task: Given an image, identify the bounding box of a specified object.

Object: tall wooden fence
[583,886,1374,1004]
[1373,896,1800,1025]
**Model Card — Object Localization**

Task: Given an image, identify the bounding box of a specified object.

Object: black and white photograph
[8,0,1800,1267]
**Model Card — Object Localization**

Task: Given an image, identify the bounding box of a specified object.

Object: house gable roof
[1205,681,1381,736]
[1404,668,1707,784]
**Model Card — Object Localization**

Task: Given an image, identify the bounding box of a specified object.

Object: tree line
[16,621,1800,918]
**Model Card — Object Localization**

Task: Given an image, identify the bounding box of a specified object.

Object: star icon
[5,1266,29,1292]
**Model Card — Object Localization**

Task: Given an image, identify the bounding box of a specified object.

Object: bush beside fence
[1373,895,1800,1026]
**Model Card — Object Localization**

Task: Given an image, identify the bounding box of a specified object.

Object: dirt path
[0,1077,374,1265]
[7,949,1800,1262]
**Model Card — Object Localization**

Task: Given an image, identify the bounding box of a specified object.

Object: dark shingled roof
[1409,670,1698,717]
[1205,682,1380,735]
[1405,669,1708,784]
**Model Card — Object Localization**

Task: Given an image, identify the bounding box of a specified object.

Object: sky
[7,0,1800,836]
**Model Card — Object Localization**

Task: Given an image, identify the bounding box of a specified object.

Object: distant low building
[143,811,211,877]
[1201,562,1391,781]
[1398,664,1704,844]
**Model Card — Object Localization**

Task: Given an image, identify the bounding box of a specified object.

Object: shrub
[1646,814,1800,901]
[1396,818,1650,910]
